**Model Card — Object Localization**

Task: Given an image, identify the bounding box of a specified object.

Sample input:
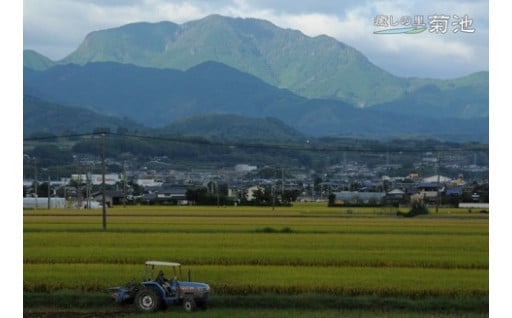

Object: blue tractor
[108,261,210,312]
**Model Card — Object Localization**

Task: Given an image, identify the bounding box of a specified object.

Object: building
[334,191,386,205]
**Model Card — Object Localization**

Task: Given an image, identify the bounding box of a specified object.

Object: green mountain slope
[60,15,409,106]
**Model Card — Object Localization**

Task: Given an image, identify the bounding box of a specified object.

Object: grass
[23,222,488,269]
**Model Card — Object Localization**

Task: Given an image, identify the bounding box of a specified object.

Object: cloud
[23,0,212,58]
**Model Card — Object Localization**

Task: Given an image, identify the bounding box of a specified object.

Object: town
[23,145,489,211]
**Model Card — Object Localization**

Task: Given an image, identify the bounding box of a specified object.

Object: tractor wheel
[134,288,161,313]
[183,297,197,312]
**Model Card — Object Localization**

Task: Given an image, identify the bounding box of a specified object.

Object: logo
[373,14,475,34]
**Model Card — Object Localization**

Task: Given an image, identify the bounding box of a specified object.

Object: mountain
[23,49,55,71]
[59,15,411,106]
[23,61,488,141]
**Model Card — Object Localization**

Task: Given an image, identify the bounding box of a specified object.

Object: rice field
[23,204,488,314]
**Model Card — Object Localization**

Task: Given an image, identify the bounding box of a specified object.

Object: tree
[398,194,429,217]
[328,193,336,206]
[282,189,301,203]
[186,187,208,204]
[253,187,272,205]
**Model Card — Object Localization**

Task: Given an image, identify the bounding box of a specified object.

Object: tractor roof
[145,260,181,267]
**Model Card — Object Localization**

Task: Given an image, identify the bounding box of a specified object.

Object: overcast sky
[23,0,488,79]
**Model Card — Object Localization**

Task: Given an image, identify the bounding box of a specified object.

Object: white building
[235,164,257,173]
[421,175,452,183]
[23,197,66,209]
[71,174,121,185]
[135,178,163,187]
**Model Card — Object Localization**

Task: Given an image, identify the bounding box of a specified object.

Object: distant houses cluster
[23,168,488,210]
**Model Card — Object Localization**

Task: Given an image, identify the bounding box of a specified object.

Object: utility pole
[435,153,441,213]
[34,158,38,210]
[215,181,220,208]
[86,170,91,210]
[281,168,285,204]
[123,161,126,208]
[47,175,51,210]
[272,184,275,211]
[101,133,107,231]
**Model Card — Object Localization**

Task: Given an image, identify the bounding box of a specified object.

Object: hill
[23,94,304,143]
[24,61,488,141]
[23,95,145,135]
[161,114,305,143]
[23,61,304,126]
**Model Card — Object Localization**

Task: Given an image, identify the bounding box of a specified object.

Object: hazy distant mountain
[24,49,55,71]
[23,61,488,141]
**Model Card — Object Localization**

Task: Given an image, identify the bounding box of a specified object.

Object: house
[445,186,463,197]
[143,184,189,205]
[383,188,407,206]
[92,190,126,207]
[246,185,264,201]
[415,182,443,203]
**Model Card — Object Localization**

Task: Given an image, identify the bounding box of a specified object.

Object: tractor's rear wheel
[134,288,161,313]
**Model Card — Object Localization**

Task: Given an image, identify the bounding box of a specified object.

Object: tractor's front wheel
[183,297,197,312]
[134,288,161,313]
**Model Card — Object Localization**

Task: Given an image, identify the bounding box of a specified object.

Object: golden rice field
[23,203,488,315]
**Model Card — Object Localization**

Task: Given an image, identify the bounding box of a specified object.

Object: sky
[23,0,489,79]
